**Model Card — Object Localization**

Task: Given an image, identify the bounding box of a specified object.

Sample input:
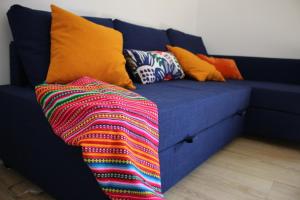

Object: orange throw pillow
[46,5,135,89]
[197,54,243,80]
[166,45,224,82]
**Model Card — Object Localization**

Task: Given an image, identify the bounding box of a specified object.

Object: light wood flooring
[0,137,299,200]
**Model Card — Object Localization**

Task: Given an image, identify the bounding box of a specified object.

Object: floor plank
[266,181,300,200]
[207,149,300,188]
[0,166,24,189]
[1,137,300,200]
[0,181,15,200]
[9,180,43,198]
[225,138,300,172]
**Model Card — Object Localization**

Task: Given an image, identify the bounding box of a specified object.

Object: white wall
[0,0,299,85]
[196,0,300,58]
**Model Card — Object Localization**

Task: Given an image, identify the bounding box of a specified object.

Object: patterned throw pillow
[124,49,185,84]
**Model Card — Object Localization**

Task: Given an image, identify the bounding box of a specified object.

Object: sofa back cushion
[197,54,244,80]
[7,4,114,86]
[167,45,224,82]
[114,19,170,51]
[124,49,185,84]
[46,5,134,89]
[167,28,208,55]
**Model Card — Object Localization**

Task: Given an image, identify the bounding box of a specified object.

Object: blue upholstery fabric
[229,80,300,115]
[7,5,114,86]
[0,85,110,200]
[10,42,29,86]
[135,80,251,151]
[167,29,207,54]
[114,19,170,51]
[0,84,246,195]
[160,115,244,192]
[214,55,300,85]
[245,108,300,142]
[228,80,300,142]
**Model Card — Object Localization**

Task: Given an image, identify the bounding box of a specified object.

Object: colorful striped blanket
[35,77,164,200]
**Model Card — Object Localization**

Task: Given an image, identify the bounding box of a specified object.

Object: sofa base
[160,114,244,192]
[245,108,300,142]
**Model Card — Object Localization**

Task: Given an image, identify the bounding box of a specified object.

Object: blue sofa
[0,5,299,200]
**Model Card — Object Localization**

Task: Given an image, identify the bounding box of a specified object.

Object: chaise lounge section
[225,56,300,142]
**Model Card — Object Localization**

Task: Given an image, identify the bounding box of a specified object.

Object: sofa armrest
[0,85,109,200]
[211,55,300,85]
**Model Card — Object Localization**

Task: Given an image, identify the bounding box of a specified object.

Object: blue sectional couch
[0,5,299,200]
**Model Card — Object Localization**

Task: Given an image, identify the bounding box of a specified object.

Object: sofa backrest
[167,29,207,55]
[114,19,170,51]
[7,4,208,87]
[9,42,29,86]
[214,55,300,85]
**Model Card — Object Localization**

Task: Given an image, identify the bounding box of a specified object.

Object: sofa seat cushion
[228,80,300,115]
[0,80,251,153]
[135,80,251,151]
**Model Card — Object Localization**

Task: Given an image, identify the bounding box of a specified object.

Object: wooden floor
[0,137,299,200]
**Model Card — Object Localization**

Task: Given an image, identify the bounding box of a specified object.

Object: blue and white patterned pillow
[124,49,185,84]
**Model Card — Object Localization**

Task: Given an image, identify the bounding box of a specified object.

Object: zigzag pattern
[35,77,164,200]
